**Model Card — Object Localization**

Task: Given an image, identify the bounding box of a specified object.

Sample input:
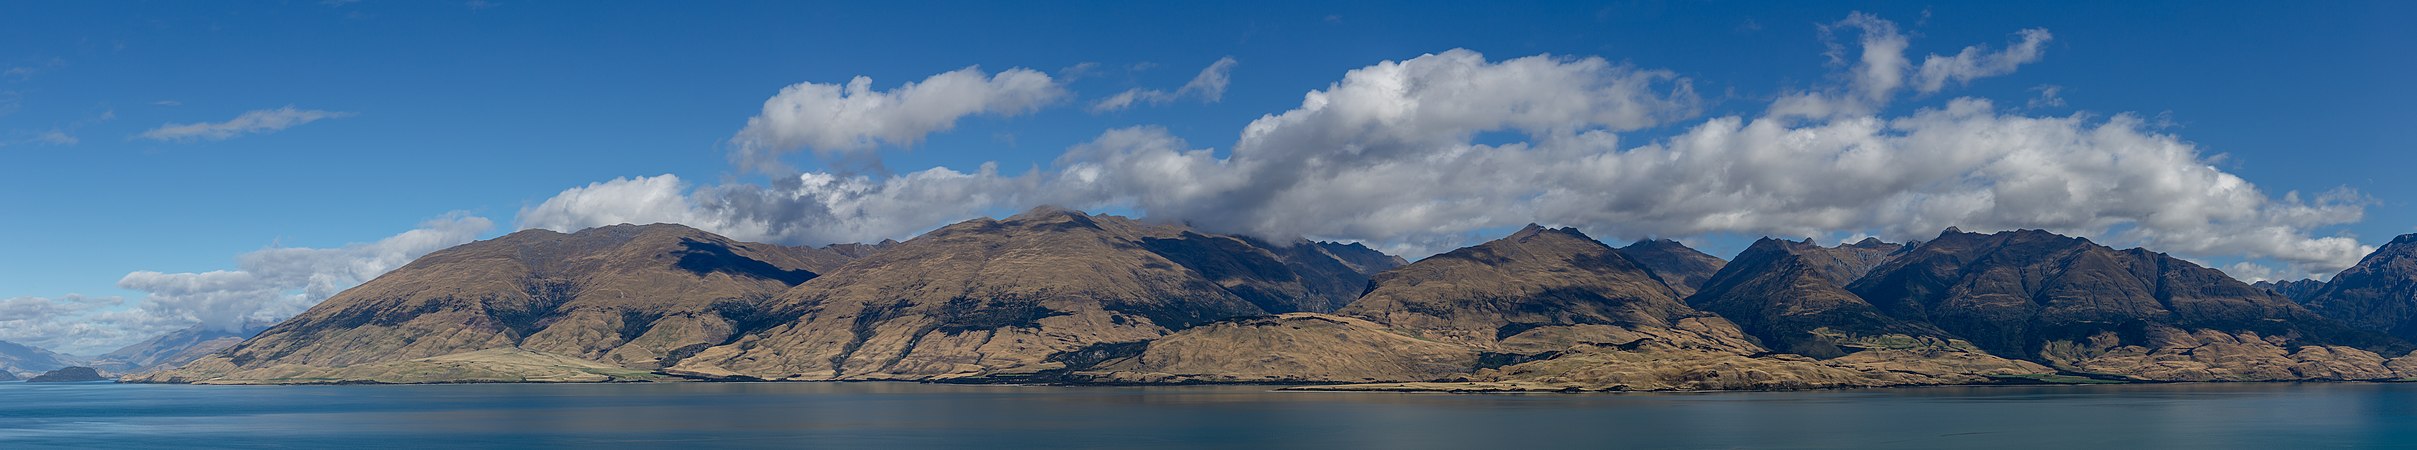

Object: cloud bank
[5,214,491,354]
[137,106,354,142]
[522,13,2370,282]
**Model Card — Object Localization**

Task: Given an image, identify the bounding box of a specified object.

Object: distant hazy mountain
[0,340,76,377]
[92,323,271,374]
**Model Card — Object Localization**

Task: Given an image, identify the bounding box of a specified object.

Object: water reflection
[4,381,2415,448]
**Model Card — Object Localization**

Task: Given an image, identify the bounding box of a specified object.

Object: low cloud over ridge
[523,13,2373,282]
[4,214,492,355]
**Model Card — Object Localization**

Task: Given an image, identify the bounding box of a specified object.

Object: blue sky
[3,1,2413,353]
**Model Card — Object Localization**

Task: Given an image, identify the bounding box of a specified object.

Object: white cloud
[519,168,1031,246]
[1090,57,1240,113]
[1915,28,2054,93]
[730,66,1066,170]
[137,106,354,142]
[109,213,492,337]
[516,13,2373,279]
[33,129,75,145]
[5,215,488,355]
[1785,13,2053,118]
[0,294,158,355]
[2027,85,2066,109]
[2225,261,2282,283]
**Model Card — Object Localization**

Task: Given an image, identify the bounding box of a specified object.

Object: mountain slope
[2256,279,2328,304]
[1846,229,2407,381]
[668,208,1394,381]
[1336,225,1702,352]
[1619,239,1727,297]
[2304,234,2417,338]
[137,224,840,383]
[1687,238,1952,358]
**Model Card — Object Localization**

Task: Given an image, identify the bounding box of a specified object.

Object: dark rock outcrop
[27,366,108,382]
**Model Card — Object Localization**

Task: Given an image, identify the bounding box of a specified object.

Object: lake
[4,381,2415,448]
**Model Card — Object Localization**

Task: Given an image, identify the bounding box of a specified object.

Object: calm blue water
[4,381,2416,449]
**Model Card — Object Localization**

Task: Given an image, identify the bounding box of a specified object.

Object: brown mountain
[1619,239,1727,297]
[135,223,847,383]
[1687,238,1952,358]
[1299,226,2044,391]
[2305,234,2417,338]
[91,323,270,374]
[1335,225,1704,352]
[1846,228,2407,381]
[665,208,1397,381]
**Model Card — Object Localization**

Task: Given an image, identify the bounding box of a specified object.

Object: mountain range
[124,208,2417,391]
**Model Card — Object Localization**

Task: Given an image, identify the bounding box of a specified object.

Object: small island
[27,367,110,383]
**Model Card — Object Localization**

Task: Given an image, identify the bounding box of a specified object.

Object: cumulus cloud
[520,168,1032,245]
[730,66,1066,170]
[1090,57,1240,112]
[0,294,157,355]
[519,13,2372,281]
[137,106,354,142]
[9,215,490,354]
[117,214,489,332]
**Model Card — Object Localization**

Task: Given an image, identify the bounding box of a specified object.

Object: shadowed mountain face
[0,340,75,376]
[138,224,848,383]
[2257,279,2329,304]
[1619,239,1726,297]
[1336,225,1702,352]
[2305,234,2417,339]
[1844,229,2405,379]
[92,323,271,374]
[666,208,1400,381]
[1688,238,1950,358]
